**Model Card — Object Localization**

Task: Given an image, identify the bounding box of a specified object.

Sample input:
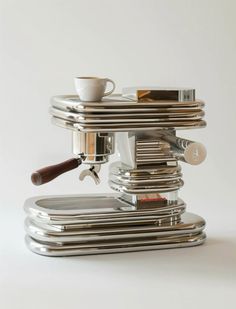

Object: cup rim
[75,76,105,80]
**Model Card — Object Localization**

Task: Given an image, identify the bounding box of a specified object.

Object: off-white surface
[0,0,236,308]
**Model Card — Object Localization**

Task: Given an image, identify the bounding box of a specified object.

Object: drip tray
[24,194,206,257]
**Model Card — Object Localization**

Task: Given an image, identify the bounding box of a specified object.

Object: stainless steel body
[25,88,207,257]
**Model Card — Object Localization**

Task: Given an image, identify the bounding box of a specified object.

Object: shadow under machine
[24,87,207,256]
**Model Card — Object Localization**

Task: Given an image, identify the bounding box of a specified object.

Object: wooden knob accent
[31,158,81,185]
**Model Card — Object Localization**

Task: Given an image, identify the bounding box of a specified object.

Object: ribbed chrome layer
[109,162,183,194]
[135,139,175,164]
[50,94,206,133]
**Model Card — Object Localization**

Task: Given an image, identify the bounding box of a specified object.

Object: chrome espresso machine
[24,87,207,256]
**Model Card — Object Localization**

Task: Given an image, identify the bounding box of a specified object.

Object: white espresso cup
[74,77,116,102]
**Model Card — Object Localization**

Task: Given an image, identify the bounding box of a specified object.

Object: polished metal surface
[24,194,186,224]
[51,94,204,108]
[50,106,205,123]
[52,116,206,133]
[24,87,207,257]
[72,131,114,164]
[50,94,205,133]
[50,108,205,120]
[25,232,206,257]
[109,162,183,194]
[25,212,205,244]
[161,133,207,165]
[24,193,206,257]
[79,164,101,184]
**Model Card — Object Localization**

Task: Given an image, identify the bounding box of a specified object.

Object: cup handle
[103,78,116,96]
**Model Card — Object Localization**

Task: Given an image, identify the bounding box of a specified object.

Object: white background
[1,0,236,308]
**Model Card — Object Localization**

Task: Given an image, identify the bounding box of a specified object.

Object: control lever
[31,158,82,185]
[79,165,101,185]
[161,134,207,165]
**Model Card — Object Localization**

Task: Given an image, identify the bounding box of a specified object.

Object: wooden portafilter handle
[31,158,82,185]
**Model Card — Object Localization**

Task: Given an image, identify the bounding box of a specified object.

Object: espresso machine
[24,87,207,256]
